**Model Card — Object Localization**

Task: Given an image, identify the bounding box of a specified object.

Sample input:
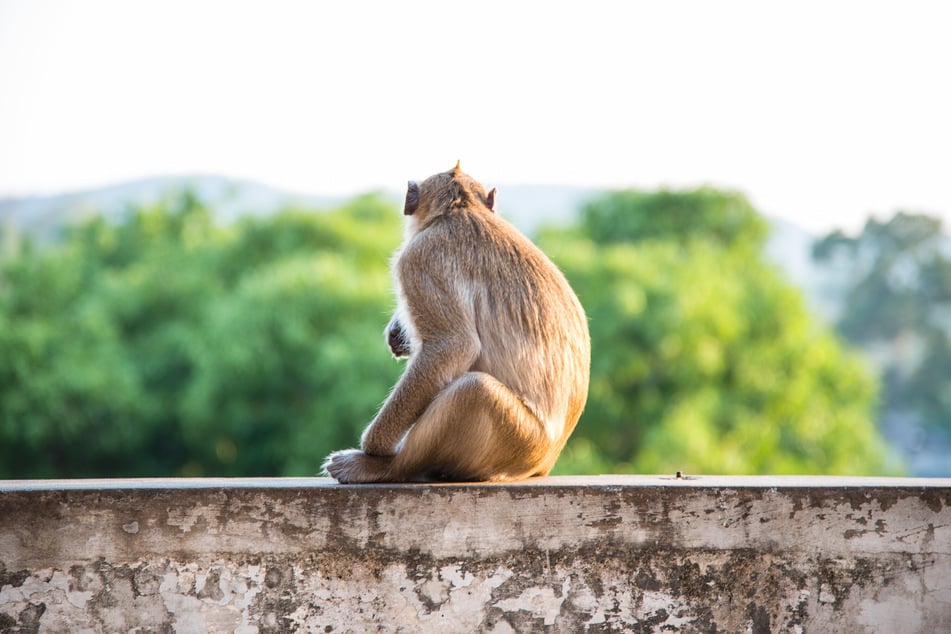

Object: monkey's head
[403,162,496,229]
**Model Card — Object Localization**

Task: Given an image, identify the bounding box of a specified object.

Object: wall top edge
[2,474,950,493]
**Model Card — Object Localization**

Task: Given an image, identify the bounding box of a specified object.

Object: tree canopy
[813,212,951,432]
[545,188,890,475]
[0,192,401,477]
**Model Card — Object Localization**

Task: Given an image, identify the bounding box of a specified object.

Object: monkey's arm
[361,334,479,455]
[363,239,479,455]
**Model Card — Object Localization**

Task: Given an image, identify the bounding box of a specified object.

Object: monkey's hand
[322,449,393,484]
[387,325,411,359]
[385,318,411,359]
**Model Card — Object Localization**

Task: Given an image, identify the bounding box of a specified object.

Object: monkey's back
[416,207,591,445]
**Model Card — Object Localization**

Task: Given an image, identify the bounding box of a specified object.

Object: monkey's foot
[322,449,393,484]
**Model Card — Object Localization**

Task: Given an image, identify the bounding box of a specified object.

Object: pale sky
[1,0,949,233]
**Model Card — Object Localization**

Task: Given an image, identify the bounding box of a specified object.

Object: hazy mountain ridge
[0,175,348,243]
[0,176,599,233]
[0,173,833,311]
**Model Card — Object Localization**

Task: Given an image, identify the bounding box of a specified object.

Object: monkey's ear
[485,187,496,211]
[404,181,420,215]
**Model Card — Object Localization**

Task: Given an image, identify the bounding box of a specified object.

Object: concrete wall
[1,475,949,633]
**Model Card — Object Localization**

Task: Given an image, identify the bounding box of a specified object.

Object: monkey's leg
[388,371,553,482]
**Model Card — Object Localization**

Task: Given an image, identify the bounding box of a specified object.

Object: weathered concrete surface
[1,475,949,633]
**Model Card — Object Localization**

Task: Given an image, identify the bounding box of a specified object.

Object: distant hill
[1,173,827,303]
[2,173,835,310]
[0,175,602,242]
[0,175,347,244]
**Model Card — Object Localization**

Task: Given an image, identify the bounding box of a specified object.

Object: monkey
[322,162,590,483]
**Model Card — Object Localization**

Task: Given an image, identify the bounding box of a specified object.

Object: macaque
[323,163,590,483]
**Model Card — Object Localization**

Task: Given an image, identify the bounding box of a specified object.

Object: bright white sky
[1,0,948,233]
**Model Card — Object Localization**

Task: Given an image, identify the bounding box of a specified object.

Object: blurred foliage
[0,187,895,477]
[581,187,769,252]
[546,189,891,475]
[813,212,951,431]
[0,192,402,477]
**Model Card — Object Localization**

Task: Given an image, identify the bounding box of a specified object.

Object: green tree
[546,188,893,475]
[581,187,769,251]
[813,212,951,431]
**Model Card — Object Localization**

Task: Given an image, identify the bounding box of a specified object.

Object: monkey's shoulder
[400,208,552,280]
[449,208,541,251]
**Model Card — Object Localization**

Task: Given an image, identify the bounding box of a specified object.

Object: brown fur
[323,164,590,483]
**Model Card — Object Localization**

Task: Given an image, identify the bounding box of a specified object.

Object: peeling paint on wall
[1,476,949,633]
